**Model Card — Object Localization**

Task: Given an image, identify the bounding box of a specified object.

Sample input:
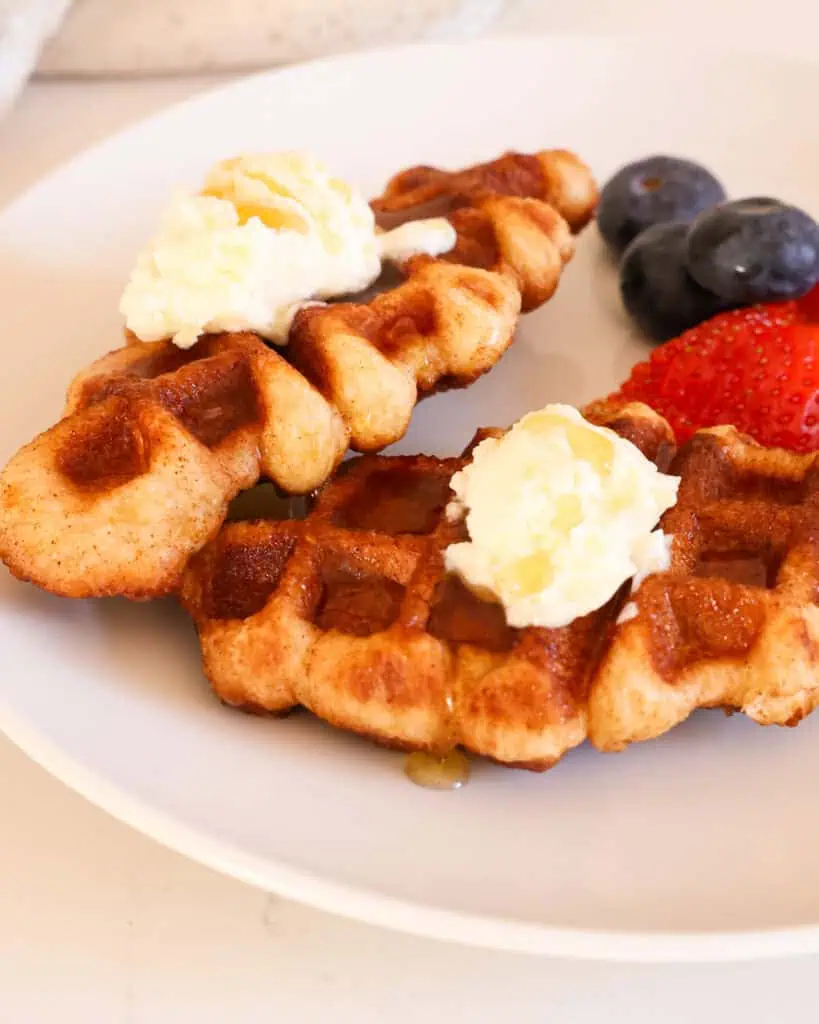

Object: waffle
[588,424,819,752]
[183,408,819,769]
[180,403,675,770]
[372,149,598,236]
[0,149,596,600]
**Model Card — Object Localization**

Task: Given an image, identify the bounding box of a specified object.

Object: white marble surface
[2,54,819,1024]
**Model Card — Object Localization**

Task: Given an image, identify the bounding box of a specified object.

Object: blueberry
[620,222,731,343]
[685,197,819,303]
[598,155,726,256]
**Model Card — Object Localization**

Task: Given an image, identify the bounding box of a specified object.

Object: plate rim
[4,33,817,215]
[6,692,819,963]
[4,35,819,962]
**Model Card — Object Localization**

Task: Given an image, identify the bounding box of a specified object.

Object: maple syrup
[227,484,308,521]
[404,749,470,790]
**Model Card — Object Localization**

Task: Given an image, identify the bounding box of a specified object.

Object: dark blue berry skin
[685,198,819,303]
[620,222,732,343]
[598,155,726,256]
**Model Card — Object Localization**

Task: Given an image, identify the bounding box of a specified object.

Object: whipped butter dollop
[120,151,456,349]
[444,405,680,630]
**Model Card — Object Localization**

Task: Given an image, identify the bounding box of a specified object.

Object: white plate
[3,37,819,963]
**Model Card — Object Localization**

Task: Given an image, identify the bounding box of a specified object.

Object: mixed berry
[611,290,819,452]
[599,156,819,343]
[598,155,726,257]
[598,155,819,453]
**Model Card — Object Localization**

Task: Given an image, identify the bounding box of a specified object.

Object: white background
[3,11,819,1021]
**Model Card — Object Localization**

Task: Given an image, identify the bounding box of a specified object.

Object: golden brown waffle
[372,149,599,236]
[180,403,675,770]
[589,425,819,752]
[0,333,348,600]
[0,149,596,600]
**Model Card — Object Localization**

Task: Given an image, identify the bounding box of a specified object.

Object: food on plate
[0,332,348,600]
[0,148,597,599]
[404,748,472,790]
[586,417,819,751]
[611,299,819,451]
[179,401,676,770]
[121,151,457,349]
[181,395,819,770]
[601,155,819,341]
[443,404,679,629]
[10,129,819,780]
[371,149,598,235]
[597,155,725,256]
[181,397,819,769]
[619,222,731,341]
[685,197,819,303]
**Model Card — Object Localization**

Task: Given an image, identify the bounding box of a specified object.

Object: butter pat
[444,405,679,630]
[378,218,456,264]
[120,150,456,349]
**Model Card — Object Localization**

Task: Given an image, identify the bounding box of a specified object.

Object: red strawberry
[799,280,819,324]
[611,300,819,452]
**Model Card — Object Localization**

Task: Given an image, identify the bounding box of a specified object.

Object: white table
[2,57,819,1024]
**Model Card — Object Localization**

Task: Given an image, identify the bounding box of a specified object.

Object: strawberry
[611,297,819,452]
[799,280,819,324]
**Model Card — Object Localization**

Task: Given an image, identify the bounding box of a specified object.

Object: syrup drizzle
[227,483,309,522]
[404,749,471,790]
